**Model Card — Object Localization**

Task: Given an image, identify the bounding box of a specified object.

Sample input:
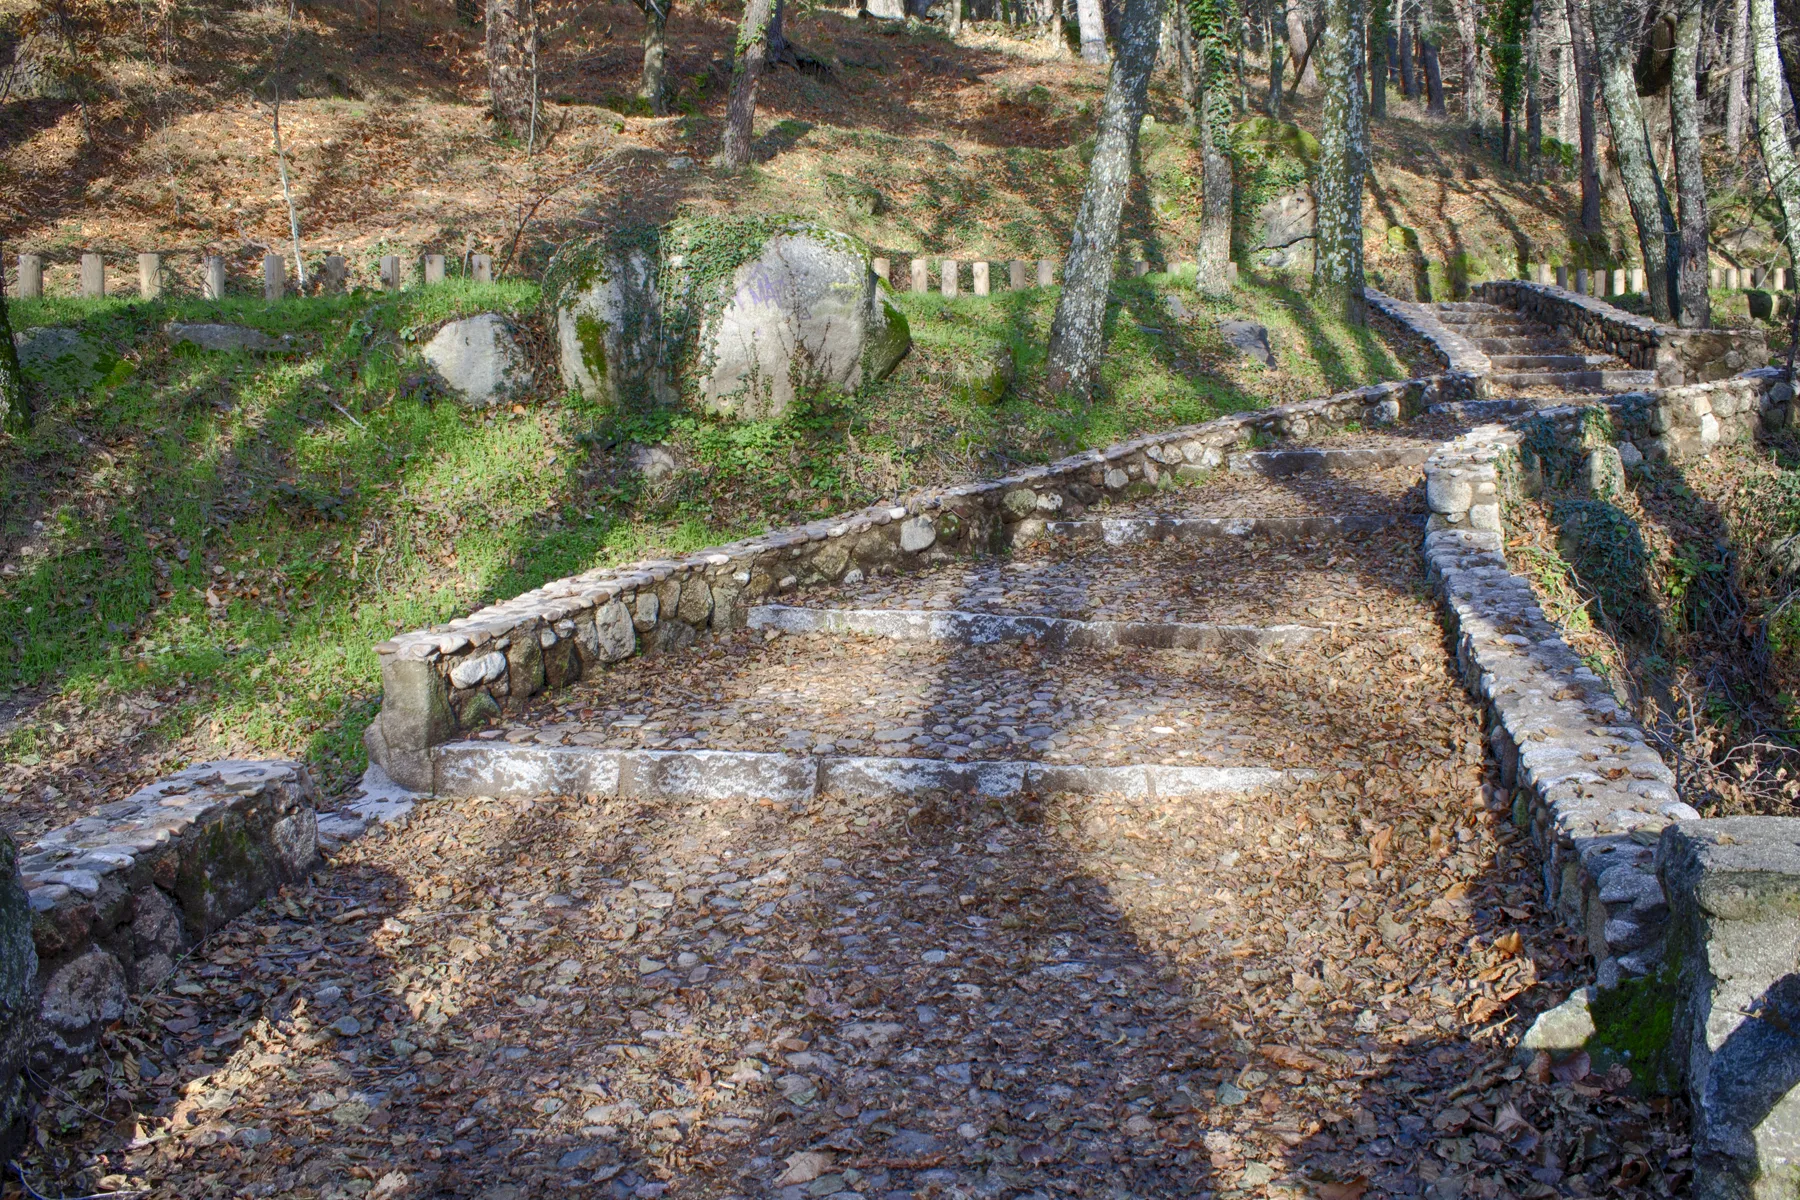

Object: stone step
[1225,445,1432,477]
[1487,353,1611,371]
[1487,368,1657,392]
[1436,319,1547,337]
[746,604,1326,651]
[1431,302,1516,313]
[1043,513,1399,545]
[431,742,1307,802]
[1476,336,1576,354]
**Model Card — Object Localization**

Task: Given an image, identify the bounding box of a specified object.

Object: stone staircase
[1430,299,1656,400]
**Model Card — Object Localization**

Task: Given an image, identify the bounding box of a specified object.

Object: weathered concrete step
[1487,353,1610,370]
[746,604,1326,650]
[430,742,1306,802]
[1042,514,1398,545]
[1225,445,1431,476]
[1487,368,1657,392]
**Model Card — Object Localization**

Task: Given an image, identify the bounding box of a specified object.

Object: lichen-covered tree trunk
[1044,0,1160,395]
[1750,0,1800,272]
[1671,0,1710,326]
[1593,0,1676,319]
[0,278,28,438]
[1726,0,1748,151]
[1420,29,1446,112]
[486,0,536,135]
[719,0,776,168]
[1313,0,1368,323]
[638,0,672,115]
[1451,0,1485,121]
[1077,0,1107,62]
[1268,1,1285,115]
[1565,0,1602,235]
[1524,0,1542,177]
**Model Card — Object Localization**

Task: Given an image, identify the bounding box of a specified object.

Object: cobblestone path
[35,303,1692,1200]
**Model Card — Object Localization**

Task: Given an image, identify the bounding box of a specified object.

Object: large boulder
[690,225,911,420]
[421,314,533,407]
[14,326,102,389]
[548,242,670,408]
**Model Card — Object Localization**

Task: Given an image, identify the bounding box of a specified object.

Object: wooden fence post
[263,254,285,303]
[1554,264,1568,289]
[1009,260,1027,290]
[972,261,989,296]
[1630,267,1645,293]
[1036,258,1056,287]
[911,259,929,293]
[1612,269,1626,297]
[941,259,959,298]
[203,256,227,300]
[425,254,446,285]
[380,255,401,291]
[472,254,493,283]
[81,254,105,297]
[17,254,42,299]
[323,255,347,293]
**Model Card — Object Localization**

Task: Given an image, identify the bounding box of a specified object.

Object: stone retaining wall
[1365,288,1493,384]
[14,761,319,1071]
[1472,280,1769,387]
[367,371,1473,792]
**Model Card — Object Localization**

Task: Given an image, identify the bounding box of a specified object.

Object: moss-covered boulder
[547,239,671,409]
[687,224,911,419]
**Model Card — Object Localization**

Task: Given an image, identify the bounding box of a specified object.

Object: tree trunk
[1594,0,1676,319]
[1268,1,1285,116]
[720,0,775,167]
[1174,4,1199,118]
[1314,0,1369,323]
[1556,6,1576,142]
[1421,30,1446,112]
[1369,0,1390,116]
[948,0,962,36]
[1398,0,1417,97]
[0,265,27,439]
[1045,0,1160,395]
[1193,0,1235,293]
[1726,0,1748,151]
[1524,0,1542,177]
[1451,0,1485,122]
[1671,0,1710,325]
[1077,0,1106,61]
[1287,5,1319,90]
[638,0,672,115]
[1750,0,1800,273]
[486,0,536,135]
[1565,0,1603,234]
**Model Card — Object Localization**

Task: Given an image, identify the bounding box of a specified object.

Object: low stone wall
[1472,280,1768,387]
[1365,288,1493,384]
[1604,367,1790,461]
[14,761,319,1070]
[368,373,1468,791]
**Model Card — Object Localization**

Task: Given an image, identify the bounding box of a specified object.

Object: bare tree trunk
[0,256,27,438]
[638,0,672,114]
[1398,0,1417,96]
[1370,0,1390,116]
[1556,5,1576,142]
[1193,0,1235,293]
[1594,0,1676,318]
[1045,0,1160,395]
[1452,0,1485,121]
[1288,4,1319,90]
[1750,0,1800,272]
[1525,0,1542,177]
[948,0,962,38]
[1726,0,1749,151]
[1077,0,1107,61]
[1173,6,1200,118]
[719,0,775,168]
[487,0,536,135]
[1268,0,1286,115]
[1314,0,1369,323]
[1566,0,1603,234]
[1671,0,1710,325]
[1421,27,1446,112]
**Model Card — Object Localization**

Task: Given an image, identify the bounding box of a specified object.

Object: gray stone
[1520,987,1595,1053]
[696,227,911,419]
[38,949,126,1052]
[14,326,102,385]
[1584,446,1626,499]
[898,517,937,553]
[164,322,289,354]
[594,600,638,662]
[1219,320,1276,368]
[421,314,532,407]
[1659,817,1800,1200]
[630,444,679,484]
[951,341,1014,404]
[552,243,671,409]
[1256,190,1315,250]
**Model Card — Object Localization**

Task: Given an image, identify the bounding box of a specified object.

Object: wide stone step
[1436,320,1547,337]
[1225,445,1431,476]
[1043,513,1398,545]
[1487,368,1657,392]
[747,604,1325,650]
[1476,336,1576,354]
[1431,302,1516,314]
[1487,353,1610,370]
[431,743,1307,802]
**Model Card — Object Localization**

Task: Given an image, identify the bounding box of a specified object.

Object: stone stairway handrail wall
[1471,280,1769,387]
[1364,288,1494,384]
[365,366,1478,794]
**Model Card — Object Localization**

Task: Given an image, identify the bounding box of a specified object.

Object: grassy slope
[0,260,1404,832]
